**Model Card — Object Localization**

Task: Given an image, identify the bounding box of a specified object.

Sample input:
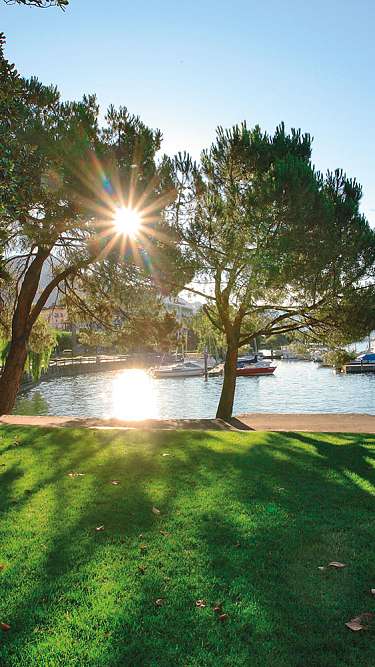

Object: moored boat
[236,355,276,376]
[150,361,204,378]
[209,356,276,377]
[236,364,276,376]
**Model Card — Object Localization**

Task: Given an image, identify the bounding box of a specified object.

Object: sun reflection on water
[112,369,158,420]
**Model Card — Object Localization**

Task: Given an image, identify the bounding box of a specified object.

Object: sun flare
[113,206,142,237]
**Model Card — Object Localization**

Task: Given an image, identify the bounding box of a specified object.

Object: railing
[48,354,129,368]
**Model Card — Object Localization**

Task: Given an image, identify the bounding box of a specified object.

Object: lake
[16,360,374,419]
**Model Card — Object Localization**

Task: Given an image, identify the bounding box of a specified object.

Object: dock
[344,363,375,374]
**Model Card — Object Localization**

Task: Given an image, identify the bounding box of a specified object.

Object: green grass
[0,426,375,666]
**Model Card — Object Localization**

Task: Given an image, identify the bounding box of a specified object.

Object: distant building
[163,296,201,323]
[41,305,69,331]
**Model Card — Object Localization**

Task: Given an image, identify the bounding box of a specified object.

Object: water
[17,360,374,419]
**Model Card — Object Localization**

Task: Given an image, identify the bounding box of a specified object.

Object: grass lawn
[0,427,375,666]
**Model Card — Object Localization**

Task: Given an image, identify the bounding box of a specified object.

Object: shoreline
[1,412,374,433]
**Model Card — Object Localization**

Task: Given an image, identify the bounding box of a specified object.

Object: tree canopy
[3,0,68,7]
[170,123,375,418]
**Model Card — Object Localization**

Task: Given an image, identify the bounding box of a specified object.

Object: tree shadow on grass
[0,428,375,666]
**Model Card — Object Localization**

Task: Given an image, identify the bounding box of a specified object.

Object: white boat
[150,361,205,378]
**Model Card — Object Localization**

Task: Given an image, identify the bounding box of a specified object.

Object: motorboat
[236,355,276,376]
[208,355,276,377]
[150,361,205,378]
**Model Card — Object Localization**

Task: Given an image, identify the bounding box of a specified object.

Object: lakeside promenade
[1,412,374,433]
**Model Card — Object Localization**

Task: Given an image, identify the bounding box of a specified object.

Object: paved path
[0,413,374,433]
[236,413,375,433]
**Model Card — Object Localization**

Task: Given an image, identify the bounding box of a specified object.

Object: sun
[113,206,142,237]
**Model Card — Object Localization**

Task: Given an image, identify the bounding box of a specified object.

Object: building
[41,305,69,331]
[163,296,201,323]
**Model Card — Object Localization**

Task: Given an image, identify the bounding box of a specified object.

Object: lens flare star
[113,206,142,238]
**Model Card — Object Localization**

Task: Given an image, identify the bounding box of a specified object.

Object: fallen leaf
[155,598,165,607]
[318,566,326,571]
[140,543,148,551]
[162,453,170,457]
[195,599,206,608]
[345,619,363,632]
[328,561,346,569]
[111,480,120,485]
[95,525,105,532]
[68,472,85,478]
[1,623,10,632]
[370,589,375,596]
[152,507,161,515]
[159,530,170,537]
[213,604,222,614]
[218,613,229,622]
[345,612,374,632]
[0,564,5,572]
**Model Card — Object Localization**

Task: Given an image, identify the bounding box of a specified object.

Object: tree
[190,308,225,356]
[0,38,189,414]
[322,349,356,370]
[171,123,375,419]
[263,333,291,349]
[3,1,68,8]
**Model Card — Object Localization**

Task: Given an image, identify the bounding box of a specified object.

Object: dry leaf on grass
[370,589,375,596]
[140,544,148,551]
[1,623,10,632]
[345,619,363,632]
[110,480,120,485]
[218,613,229,622]
[195,599,206,608]
[152,507,161,515]
[155,598,165,607]
[345,612,374,631]
[328,561,346,569]
[68,472,85,478]
[162,453,170,457]
[159,530,170,537]
[0,564,5,572]
[213,604,222,614]
[318,566,326,571]
[95,525,105,532]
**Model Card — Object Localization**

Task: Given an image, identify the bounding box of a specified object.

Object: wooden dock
[344,363,375,374]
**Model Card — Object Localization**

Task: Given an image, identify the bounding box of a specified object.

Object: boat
[208,356,276,377]
[208,362,224,377]
[351,352,375,365]
[236,355,276,376]
[150,361,205,378]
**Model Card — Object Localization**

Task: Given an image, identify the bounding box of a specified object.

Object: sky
[1,0,375,225]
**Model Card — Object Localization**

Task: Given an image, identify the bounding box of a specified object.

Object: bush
[55,330,73,353]
[322,349,356,369]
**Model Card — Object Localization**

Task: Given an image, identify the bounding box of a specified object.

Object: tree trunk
[0,248,50,415]
[0,338,28,415]
[216,341,239,420]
